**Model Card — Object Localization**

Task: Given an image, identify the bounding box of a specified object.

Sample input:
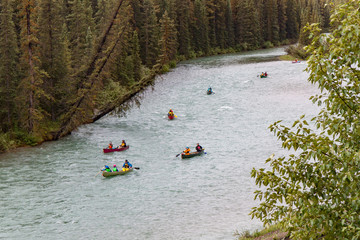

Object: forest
[0,0,336,151]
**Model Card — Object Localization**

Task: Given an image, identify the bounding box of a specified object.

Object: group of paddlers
[101,160,133,172]
[260,72,268,77]
[107,140,127,149]
[183,143,203,155]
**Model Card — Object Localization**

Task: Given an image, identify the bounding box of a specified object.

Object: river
[0,47,319,240]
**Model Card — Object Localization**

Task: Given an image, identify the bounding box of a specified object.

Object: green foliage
[0,133,17,152]
[262,41,274,49]
[251,1,360,239]
[96,80,127,110]
[235,224,286,240]
[14,131,39,146]
[285,44,309,59]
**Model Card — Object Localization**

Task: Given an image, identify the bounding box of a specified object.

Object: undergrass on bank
[235,224,288,240]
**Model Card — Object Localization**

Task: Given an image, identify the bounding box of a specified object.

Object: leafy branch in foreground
[251,1,360,239]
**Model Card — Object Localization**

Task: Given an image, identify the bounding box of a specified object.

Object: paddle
[133,167,140,170]
[176,152,183,157]
[94,170,102,178]
[174,115,177,118]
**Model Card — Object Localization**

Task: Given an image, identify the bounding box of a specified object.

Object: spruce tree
[0,0,19,132]
[38,0,70,121]
[131,30,142,82]
[175,0,190,57]
[157,10,177,65]
[19,0,48,133]
[192,0,209,54]
[139,0,159,67]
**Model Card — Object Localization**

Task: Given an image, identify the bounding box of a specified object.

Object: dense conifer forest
[0,0,337,150]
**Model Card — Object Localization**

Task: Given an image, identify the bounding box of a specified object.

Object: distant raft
[168,114,175,120]
[102,168,133,177]
[103,145,129,153]
[181,149,205,159]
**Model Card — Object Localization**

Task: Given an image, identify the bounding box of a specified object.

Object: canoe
[102,168,133,177]
[103,145,129,153]
[168,115,175,120]
[292,61,301,63]
[181,149,204,159]
[207,91,213,95]
[260,75,267,78]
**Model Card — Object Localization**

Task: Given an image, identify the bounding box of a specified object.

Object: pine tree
[191,0,209,54]
[234,0,261,49]
[224,0,235,48]
[131,30,142,82]
[263,0,280,43]
[67,0,94,72]
[139,0,159,67]
[175,0,190,56]
[286,0,299,40]
[0,0,19,132]
[277,0,287,42]
[157,10,177,65]
[38,0,70,121]
[19,0,48,133]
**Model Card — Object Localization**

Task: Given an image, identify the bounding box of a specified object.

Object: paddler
[168,109,174,117]
[195,143,203,152]
[183,147,191,155]
[101,165,112,172]
[120,140,126,147]
[108,142,113,149]
[122,160,132,171]
[113,164,119,172]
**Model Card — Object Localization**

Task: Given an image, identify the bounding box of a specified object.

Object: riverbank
[0,43,299,154]
[235,224,289,240]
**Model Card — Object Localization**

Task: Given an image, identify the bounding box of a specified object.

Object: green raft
[102,168,133,177]
[181,149,204,159]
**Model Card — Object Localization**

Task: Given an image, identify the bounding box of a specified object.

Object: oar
[176,152,183,157]
[94,170,102,178]
[174,115,177,118]
[133,167,140,170]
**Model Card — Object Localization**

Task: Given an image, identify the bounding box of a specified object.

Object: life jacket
[108,144,113,149]
[124,163,129,168]
[106,168,111,172]
[113,167,118,172]
[168,112,174,116]
[196,146,202,151]
[184,149,190,155]
[121,142,126,147]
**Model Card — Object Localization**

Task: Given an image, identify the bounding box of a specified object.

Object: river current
[0,47,319,240]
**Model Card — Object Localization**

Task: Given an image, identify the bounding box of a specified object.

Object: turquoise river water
[0,47,320,240]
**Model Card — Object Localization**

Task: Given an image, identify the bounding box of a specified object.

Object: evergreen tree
[139,0,159,67]
[277,0,287,42]
[263,0,280,43]
[131,30,142,82]
[234,0,261,48]
[175,0,190,56]
[157,10,177,65]
[224,0,235,48]
[0,0,19,132]
[192,0,209,54]
[38,0,70,120]
[286,0,299,40]
[19,0,48,133]
[67,0,94,72]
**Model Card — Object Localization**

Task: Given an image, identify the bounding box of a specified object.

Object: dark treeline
[0,0,335,150]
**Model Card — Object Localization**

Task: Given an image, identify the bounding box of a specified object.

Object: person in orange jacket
[183,147,191,155]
